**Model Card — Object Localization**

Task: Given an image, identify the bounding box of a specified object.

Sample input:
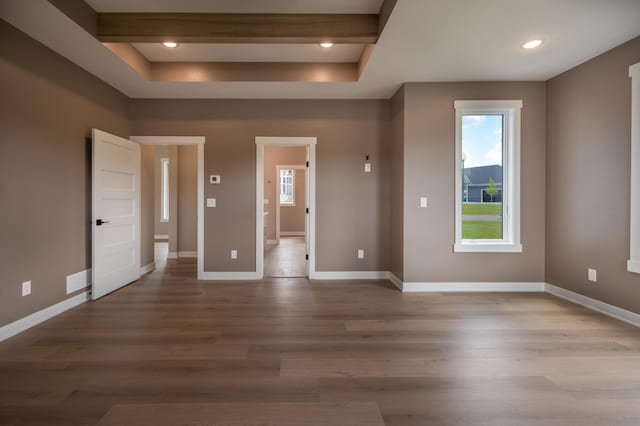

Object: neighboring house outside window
[454,100,522,253]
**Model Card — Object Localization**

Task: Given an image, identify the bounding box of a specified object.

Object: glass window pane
[461,114,503,240]
[280,169,294,204]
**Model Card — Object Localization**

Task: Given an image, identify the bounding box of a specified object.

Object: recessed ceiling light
[320,42,334,48]
[162,41,178,48]
[522,39,542,49]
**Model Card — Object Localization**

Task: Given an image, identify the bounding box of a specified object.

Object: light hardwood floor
[1,260,640,425]
[264,236,307,277]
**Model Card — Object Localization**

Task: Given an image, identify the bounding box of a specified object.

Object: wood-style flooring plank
[96,402,385,426]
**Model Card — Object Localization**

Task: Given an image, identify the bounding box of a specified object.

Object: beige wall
[130,100,390,272]
[400,82,546,282]
[0,20,130,327]
[546,36,640,314]
[390,86,405,280]
[263,146,306,240]
[178,145,198,252]
[140,145,155,268]
[168,145,178,254]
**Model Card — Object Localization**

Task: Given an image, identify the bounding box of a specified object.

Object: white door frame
[256,137,317,279]
[275,164,307,245]
[131,136,206,280]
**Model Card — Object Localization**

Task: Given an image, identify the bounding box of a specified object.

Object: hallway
[264,236,306,277]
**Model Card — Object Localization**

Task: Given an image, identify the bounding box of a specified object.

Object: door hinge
[306,161,309,167]
[306,208,309,214]
[305,254,309,260]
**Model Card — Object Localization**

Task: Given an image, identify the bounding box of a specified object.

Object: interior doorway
[264,154,307,277]
[256,137,316,279]
[131,136,205,279]
[149,144,198,266]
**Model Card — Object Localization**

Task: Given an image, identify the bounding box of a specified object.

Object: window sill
[627,259,640,274]
[454,242,522,253]
[160,219,169,223]
[280,204,296,207]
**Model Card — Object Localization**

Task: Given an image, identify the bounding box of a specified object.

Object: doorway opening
[150,144,198,267]
[256,137,316,279]
[132,136,205,279]
[265,155,307,277]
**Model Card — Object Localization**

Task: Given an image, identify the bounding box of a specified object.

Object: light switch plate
[588,268,597,282]
[209,175,221,184]
[364,163,371,172]
[357,249,364,259]
[231,250,238,259]
[22,281,31,296]
[207,198,216,208]
[420,197,428,208]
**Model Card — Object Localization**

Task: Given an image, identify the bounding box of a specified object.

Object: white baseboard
[0,292,89,342]
[387,272,403,290]
[154,234,169,240]
[167,252,178,259]
[310,271,389,280]
[627,259,640,274]
[266,240,278,245]
[545,283,640,328]
[400,281,545,292]
[178,251,197,258]
[200,271,261,280]
[280,231,305,236]
[140,262,155,275]
[66,268,91,294]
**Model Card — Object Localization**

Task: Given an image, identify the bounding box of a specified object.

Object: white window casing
[160,157,169,222]
[454,100,523,253]
[628,62,640,273]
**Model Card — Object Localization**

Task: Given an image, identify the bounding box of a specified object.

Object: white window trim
[160,157,169,223]
[628,62,640,273]
[454,100,522,253]
[277,166,297,207]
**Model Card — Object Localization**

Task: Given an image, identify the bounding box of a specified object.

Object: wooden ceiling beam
[97,13,379,44]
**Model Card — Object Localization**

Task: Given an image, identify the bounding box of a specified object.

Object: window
[628,62,640,273]
[160,158,169,222]
[454,100,522,252]
[279,168,295,206]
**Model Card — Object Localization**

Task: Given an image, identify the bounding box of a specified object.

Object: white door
[91,129,141,300]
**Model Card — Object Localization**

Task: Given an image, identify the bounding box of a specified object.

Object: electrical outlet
[420,197,428,208]
[364,163,371,173]
[588,268,597,282]
[22,281,31,296]
[231,250,238,259]
[358,249,364,259]
[207,198,216,208]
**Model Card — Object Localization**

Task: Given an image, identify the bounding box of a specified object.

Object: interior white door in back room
[91,129,141,300]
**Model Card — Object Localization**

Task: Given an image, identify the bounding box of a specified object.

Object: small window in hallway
[161,158,169,222]
[279,168,295,205]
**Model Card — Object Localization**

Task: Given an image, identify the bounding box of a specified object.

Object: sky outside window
[462,114,503,168]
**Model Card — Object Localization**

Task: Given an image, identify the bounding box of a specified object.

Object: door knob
[96,219,109,226]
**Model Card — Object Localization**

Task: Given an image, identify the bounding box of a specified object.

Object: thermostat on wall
[209,175,221,184]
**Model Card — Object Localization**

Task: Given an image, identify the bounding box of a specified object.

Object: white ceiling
[85,0,384,14]
[1,0,639,99]
[133,43,366,63]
